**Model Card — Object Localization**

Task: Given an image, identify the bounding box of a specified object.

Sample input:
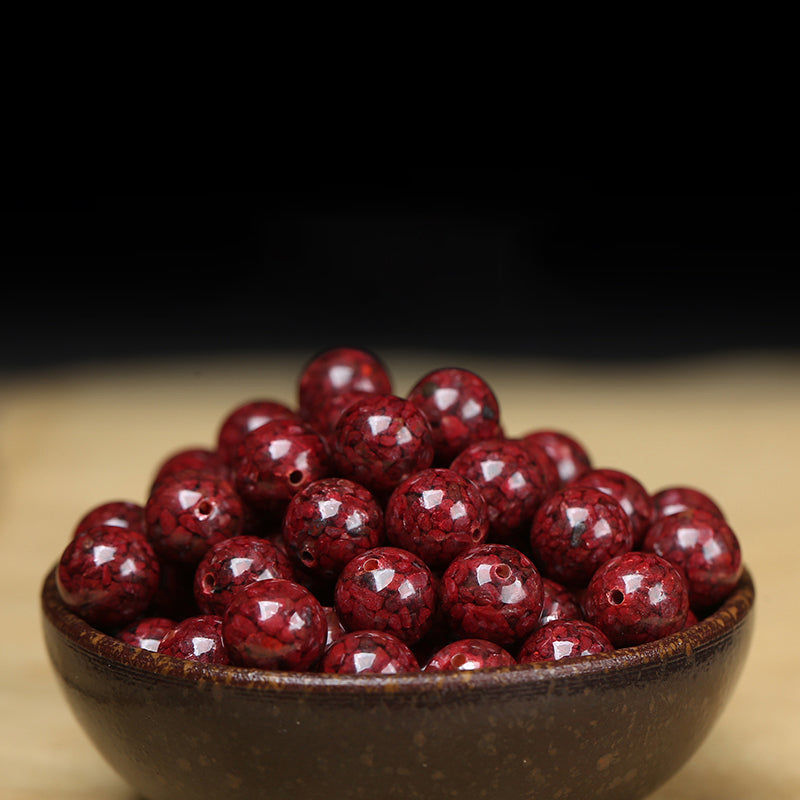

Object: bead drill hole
[608,589,625,605]
[300,548,315,565]
[197,501,213,515]
[288,470,304,485]
[470,528,483,542]
[493,564,512,581]
[202,574,215,592]
[451,653,469,668]
[363,558,380,572]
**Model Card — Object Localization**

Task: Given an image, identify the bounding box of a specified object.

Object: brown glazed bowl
[41,565,754,800]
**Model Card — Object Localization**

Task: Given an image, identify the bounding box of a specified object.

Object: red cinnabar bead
[72,500,145,539]
[517,619,613,663]
[319,630,419,674]
[56,525,161,629]
[439,543,544,647]
[333,546,438,646]
[406,367,503,465]
[150,447,230,492]
[117,617,176,652]
[449,439,548,542]
[582,551,690,647]
[518,430,592,487]
[642,508,742,612]
[282,477,385,580]
[331,394,434,498]
[423,638,516,672]
[157,615,230,664]
[384,467,489,569]
[217,399,301,466]
[222,579,327,671]
[650,485,726,522]
[539,577,585,626]
[193,535,296,616]
[530,485,634,587]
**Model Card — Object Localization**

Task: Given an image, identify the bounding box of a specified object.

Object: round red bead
[56,524,161,629]
[518,430,591,487]
[117,616,176,652]
[423,638,516,672]
[217,399,301,466]
[651,485,726,521]
[582,551,690,647]
[333,546,438,646]
[530,485,634,587]
[384,467,490,569]
[150,447,230,491]
[517,619,613,663]
[539,577,585,625]
[319,630,419,674]
[157,614,230,664]
[222,579,327,671]
[439,543,544,647]
[72,500,145,539]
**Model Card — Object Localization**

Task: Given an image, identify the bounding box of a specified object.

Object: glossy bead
[193,535,296,616]
[570,467,654,547]
[157,614,230,664]
[282,477,385,580]
[323,606,347,648]
[222,579,327,671]
[319,630,420,674]
[150,447,230,491]
[449,439,547,542]
[117,616,176,652]
[144,470,243,566]
[423,638,516,672]
[439,543,544,646]
[582,551,690,647]
[56,525,161,629]
[384,467,490,569]
[333,546,438,646]
[651,485,726,521]
[331,394,434,497]
[73,500,145,538]
[517,619,613,663]
[406,367,503,465]
[642,508,742,612]
[234,418,330,518]
[298,346,393,437]
[217,399,301,466]
[514,437,561,495]
[539,577,584,626]
[530,486,634,587]
[518,430,591,487]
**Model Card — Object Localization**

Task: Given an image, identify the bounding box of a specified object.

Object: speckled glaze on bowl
[41,566,754,800]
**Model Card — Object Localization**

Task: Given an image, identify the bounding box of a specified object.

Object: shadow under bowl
[41,565,754,800]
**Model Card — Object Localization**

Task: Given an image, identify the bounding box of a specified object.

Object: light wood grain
[2,349,798,799]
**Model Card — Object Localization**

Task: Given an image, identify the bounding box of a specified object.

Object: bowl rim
[41,563,755,697]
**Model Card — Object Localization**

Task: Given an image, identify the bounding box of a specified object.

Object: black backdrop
[2,172,798,371]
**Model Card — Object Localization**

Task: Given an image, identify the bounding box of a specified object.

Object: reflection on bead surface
[439,543,544,646]
[334,546,437,646]
[157,615,230,664]
[117,617,176,652]
[651,485,726,522]
[73,500,146,539]
[56,525,161,629]
[642,508,742,611]
[518,619,613,662]
[384,467,489,569]
[407,367,503,465]
[217,399,301,466]
[530,486,634,587]
[518,430,591,487]
[423,638,516,672]
[319,630,419,674]
[582,551,689,647]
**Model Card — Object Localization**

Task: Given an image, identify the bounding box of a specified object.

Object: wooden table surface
[2,348,798,799]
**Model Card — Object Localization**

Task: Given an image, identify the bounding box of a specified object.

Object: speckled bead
[423,638,516,672]
[570,467,654,548]
[72,500,146,539]
[222,579,327,671]
[651,485,726,522]
[514,437,561,496]
[150,447,230,491]
[193,535,296,616]
[157,614,230,664]
[322,606,347,648]
[539,577,585,626]
[449,439,547,542]
[144,470,243,566]
[217,399,301,466]
[642,508,742,612]
[331,394,434,498]
[406,367,503,465]
[518,430,592,487]
[517,619,613,663]
[333,546,438,646]
[582,551,690,647]
[298,346,393,437]
[282,477,385,580]
[530,485,634,587]
[234,418,330,518]
[319,630,420,674]
[56,525,161,630]
[439,543,544,647]
[384,468,490,569]
[117,616,176,652]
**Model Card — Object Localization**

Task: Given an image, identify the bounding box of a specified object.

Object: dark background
[2,170,797,372]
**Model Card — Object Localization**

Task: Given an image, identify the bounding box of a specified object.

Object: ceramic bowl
[41,565,754,800]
